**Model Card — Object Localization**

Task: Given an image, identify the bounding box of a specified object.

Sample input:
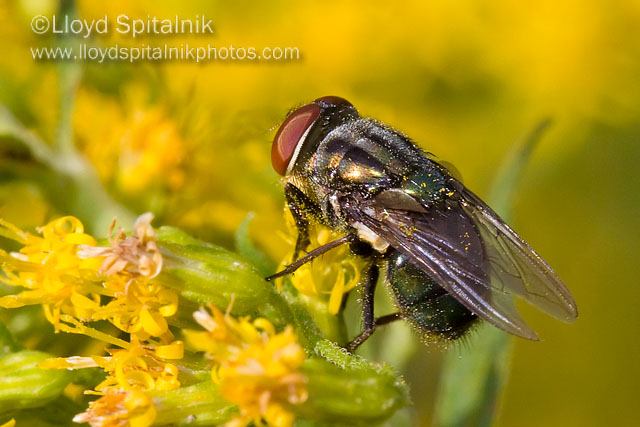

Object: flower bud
[0,351,73,412]
[155,226,295,329]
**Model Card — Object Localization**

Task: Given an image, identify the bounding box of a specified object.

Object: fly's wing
[457,185,577,321]
[349,187,577,340]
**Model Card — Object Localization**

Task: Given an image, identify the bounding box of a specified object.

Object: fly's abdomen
[386,251,477,340]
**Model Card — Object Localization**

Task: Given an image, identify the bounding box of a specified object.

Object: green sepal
[0,350,73,413]
[155,226,295,331]
[292,340,410,426]
[150,380,236,426]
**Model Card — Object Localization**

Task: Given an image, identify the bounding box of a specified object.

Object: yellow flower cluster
[72,389,156,427]
[116,108,186,194]
[0,214,181,426]
[277,210,363,315]
[76,213,176,342]
[42,339,184,426]
[1,213,311,426]
[0,216,101,328]
[73,89,186,198]
[187,304,308,427]
[0,213,177,342]
[42,340,184,393]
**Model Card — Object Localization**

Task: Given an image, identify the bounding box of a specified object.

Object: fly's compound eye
[314,96,353,108]
[271,103,321,176]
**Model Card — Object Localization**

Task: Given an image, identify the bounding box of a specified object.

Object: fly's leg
[347,312,402,352]
[265,235,355,281]
[374,313,401,327]
[267,183,355,281]
[347,263,380,352]
[284,183,316,261]
[347,261,403,352]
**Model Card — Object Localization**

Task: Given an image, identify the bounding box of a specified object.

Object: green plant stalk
[156,226,296,330]
[0,0,133,234]
[433,120,551,427]
[55,0,81,156]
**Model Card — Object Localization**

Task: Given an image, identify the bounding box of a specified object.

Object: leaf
[0,321,21,357]
[433,119,552,427]
[234,212,276,276]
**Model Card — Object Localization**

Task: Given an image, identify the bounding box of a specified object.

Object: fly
[266,96,577,351]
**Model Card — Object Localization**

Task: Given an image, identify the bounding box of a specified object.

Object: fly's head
[271,96,358,181]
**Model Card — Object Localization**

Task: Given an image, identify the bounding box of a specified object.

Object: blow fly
[267,96,577,350]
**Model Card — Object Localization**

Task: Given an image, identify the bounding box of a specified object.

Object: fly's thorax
[307,118,420,196]
[398,168,451,205]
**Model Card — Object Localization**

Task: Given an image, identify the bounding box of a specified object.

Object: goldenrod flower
[117,108,186,195]
[0,217,101,328]
[78,213,162,279]
[187,304,307,427]
[72,390,156,427]
[73,90,186,197]
[97,278,178,341]
[0,214,176,341]
[41,339,183,392]
[71,213,176,340]
[42,339,183,427]
[277,211,363,315]
[96,345,183,393]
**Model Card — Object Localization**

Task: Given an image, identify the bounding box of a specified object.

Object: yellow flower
[72,390,156,427]
[73,89,186,197]
[0,216,101,328]
[117,108,186,194]
[0,212,179,427]
[187,304,307,427]
[96,277,178,341]
[41,340,184,393]
[78,213,162,279]
[43,340,183,427]
[75,213,176,340]
[277,210,363,315]
[0,214,175,340]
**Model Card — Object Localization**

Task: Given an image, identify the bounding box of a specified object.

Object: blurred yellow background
[1,0,638,425]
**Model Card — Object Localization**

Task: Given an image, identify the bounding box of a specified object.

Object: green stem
[0,0,134,233]
[55,0,81,156]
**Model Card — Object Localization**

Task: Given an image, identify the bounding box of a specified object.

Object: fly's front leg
[266,235,355,281]
[284,183,317,261]
[266,184,355,282]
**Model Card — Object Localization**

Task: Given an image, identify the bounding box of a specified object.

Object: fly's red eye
[314,96,353,108]
[271,103,321,176]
